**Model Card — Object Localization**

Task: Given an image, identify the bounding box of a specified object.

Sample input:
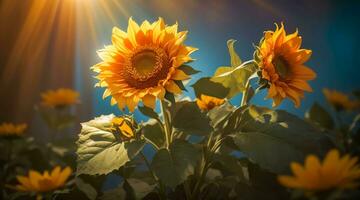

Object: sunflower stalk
[240,78,251,107]
[160,100,172,149]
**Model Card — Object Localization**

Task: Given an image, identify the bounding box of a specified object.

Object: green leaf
[171,101,213,136]
[305,102,334,130]
[141,119,165,149]
[75,178,98,200]
[138,106,160,120]
[227,39,242,67]
[151,140,201,188]
[100,186,126,200]
[125,178,155,199]
[353,89,360,100]
[178,65,200,75]
[76,114,145,175]
[211,61,258,98]
[231,107,335,173]
[207,102,235,130]
[191,77,229,99]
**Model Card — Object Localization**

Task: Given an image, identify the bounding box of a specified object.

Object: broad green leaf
[138,106,160,121]
[125,178,155,199]
[227,39,242,67]
[178,65,200,75]
[76,114,145,175]
[211,61,258,98]
[191,77,229,99]
[231,107,335,173]
[151,140,200,188]
[171,101,213,136]
[141,119,165,149]
[305,102,334,130]
[100,186,126,200]
[207,102,235,130]
[75,178,98,200]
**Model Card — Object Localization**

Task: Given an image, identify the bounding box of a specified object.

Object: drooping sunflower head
[41,88,80,108]
[111,116,137,140]
[92,17,198,112]
[14,166,72,193]
[256,23,316,107]
[278,149,360,192]
[323,88,360,112]
[0,122,27,137]
[196,94,225,111]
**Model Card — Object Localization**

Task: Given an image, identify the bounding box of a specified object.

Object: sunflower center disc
[273,56,290,79]
[132,50,158,76]
[124,46,170,89]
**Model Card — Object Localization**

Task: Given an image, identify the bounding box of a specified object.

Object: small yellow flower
[92,18,197,112]
[196,94,225,111]
[111,116,136,140]
[323,88,360,111]
[0,123,27,136]
[41,88,79,108]
[15,166,72,193]
[278,149,360,191]
[257,23,316,107]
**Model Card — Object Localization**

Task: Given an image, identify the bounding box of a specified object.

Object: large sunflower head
[92,18,198,112]
[323,88,360,112]
[256,23,316,107]
[278,149,360,192]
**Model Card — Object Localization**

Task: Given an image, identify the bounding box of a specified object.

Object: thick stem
[160,100,171,149]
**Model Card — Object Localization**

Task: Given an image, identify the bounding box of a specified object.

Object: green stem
[160,100,171,149]
[140,152,166,199]
[240,79,251,107]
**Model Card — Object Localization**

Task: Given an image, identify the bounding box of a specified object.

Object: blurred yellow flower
[257,23,316,107]
[278,149,360,191]
[196,94,225,111]
[41,88,79,108]
[92,17,197,112]
[15,166,72,193]
[0,123,27,136]
[111,116,136,139]
[323,88,360,111]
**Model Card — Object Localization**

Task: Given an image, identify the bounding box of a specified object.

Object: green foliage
[151,140,201,188]
[231,106,335,173]
[191,77,229,99]
[141,119,165,149]
[171,101,213,136]
[178,65,200,75]
[76,114,145,175]
[305,102,334,130]
[210,40,258,98]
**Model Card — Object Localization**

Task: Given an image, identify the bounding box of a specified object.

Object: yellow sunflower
[0,122,27,136]
[196,94,225,111]
[323,88,360,111]
[278,149,360,191]
[111,116,136,140]
[92,18,197,112]
[256,23,316,107]
[41,88,79,108]
[14,166,72,193]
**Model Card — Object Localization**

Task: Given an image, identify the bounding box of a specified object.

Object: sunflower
[256,23,316,107]
[0,122,27,137]
[111,116,136,140]
[323,88,360,111]
[14,166,72,193]
[196,94,225,111]
[92,18,197,112]
[278,149,360,191]
[41,88,79,108]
